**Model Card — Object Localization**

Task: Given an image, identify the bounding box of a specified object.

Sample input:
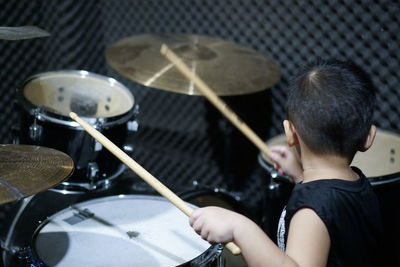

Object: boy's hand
[189,207,243,244]
[270,145,303,183]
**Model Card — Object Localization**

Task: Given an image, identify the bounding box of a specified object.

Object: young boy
[189,60,383,266]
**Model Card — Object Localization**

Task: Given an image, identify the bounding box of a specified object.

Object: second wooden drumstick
[160,44,272,159]
[69,112,241,255]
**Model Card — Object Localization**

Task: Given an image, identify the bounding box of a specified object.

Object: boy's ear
[360,125,377,152]
[283,120,299,147]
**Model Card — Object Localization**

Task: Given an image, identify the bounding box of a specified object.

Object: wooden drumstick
[69,112,241,255]
[160,44,272,159]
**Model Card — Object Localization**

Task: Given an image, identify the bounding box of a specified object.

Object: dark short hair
[286,59,376,158]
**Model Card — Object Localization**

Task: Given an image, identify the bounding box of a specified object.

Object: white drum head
[23,71,134,118]
[33,195,210,267]
[353,129,400,177]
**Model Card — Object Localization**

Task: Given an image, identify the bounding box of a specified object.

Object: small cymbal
[0,26,50,40]
[106,34,281,96]
[0,144,74,205]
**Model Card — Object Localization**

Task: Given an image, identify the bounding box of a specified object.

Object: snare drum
[16,71,139,191]
[26,195,221,267]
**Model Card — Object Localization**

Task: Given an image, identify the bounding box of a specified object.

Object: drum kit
[1,28,281,266]
[1,27,399,266]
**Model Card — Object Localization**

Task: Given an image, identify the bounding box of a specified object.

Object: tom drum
[259,129,400,186]
[16,70,139,191]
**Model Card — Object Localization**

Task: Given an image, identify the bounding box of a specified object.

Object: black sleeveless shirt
[277,167,383,266]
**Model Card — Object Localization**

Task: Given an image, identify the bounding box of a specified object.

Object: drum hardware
[258,153,291,196]
[70,112,241,255]
[105,34,281,96]
[0,26,50,40]
[68,205,140,239]
[127,119,139,132]
[2,196,34,263]
[11,242,224,267]
[0,244,40,267]
[29,108,44,142]
[49,158,129,193]
[86,162,99,186]
[15,247,41,267]
[127,104,140,130]
[126,230,140,239]
[11,124,19,145]
[68,206,95,223]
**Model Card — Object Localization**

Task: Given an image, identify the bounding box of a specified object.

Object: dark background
[0,0,399,266]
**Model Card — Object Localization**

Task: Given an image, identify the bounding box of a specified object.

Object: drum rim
[18,70,137,128]
[179,187,241,202]
[257,153,292,183]
[52,162,127,193]
[366,172,400,186]
[30,194,216,266]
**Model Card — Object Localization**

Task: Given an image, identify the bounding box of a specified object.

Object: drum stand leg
[1,196,33,266]
[261,175,285,243]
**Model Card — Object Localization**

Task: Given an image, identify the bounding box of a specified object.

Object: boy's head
[285,59,376,159]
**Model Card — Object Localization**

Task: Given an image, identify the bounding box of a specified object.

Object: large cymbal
[106,34,281,96]
[0,26,50,40]
[0,144,74,205]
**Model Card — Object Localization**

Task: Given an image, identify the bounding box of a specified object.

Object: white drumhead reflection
[33,195,210,266]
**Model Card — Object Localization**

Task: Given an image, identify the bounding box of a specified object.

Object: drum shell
[179,188,244,213]
[15,70,138,189]
[257,157,293,242]
[17,110,129,182]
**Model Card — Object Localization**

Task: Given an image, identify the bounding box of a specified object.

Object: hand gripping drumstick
[160,44,272,159]
[69,112,241,255]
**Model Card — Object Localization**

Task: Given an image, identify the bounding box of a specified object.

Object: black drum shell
[15,70,138,190]
[17,111,129,183]
[179,188,244,213]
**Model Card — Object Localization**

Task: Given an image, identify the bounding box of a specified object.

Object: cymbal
[0,26,50,40]
[0,144,74,205]
[106,34,281,96]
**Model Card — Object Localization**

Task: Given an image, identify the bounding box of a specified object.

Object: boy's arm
[286,208,330,267]
[190,207,330,267]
